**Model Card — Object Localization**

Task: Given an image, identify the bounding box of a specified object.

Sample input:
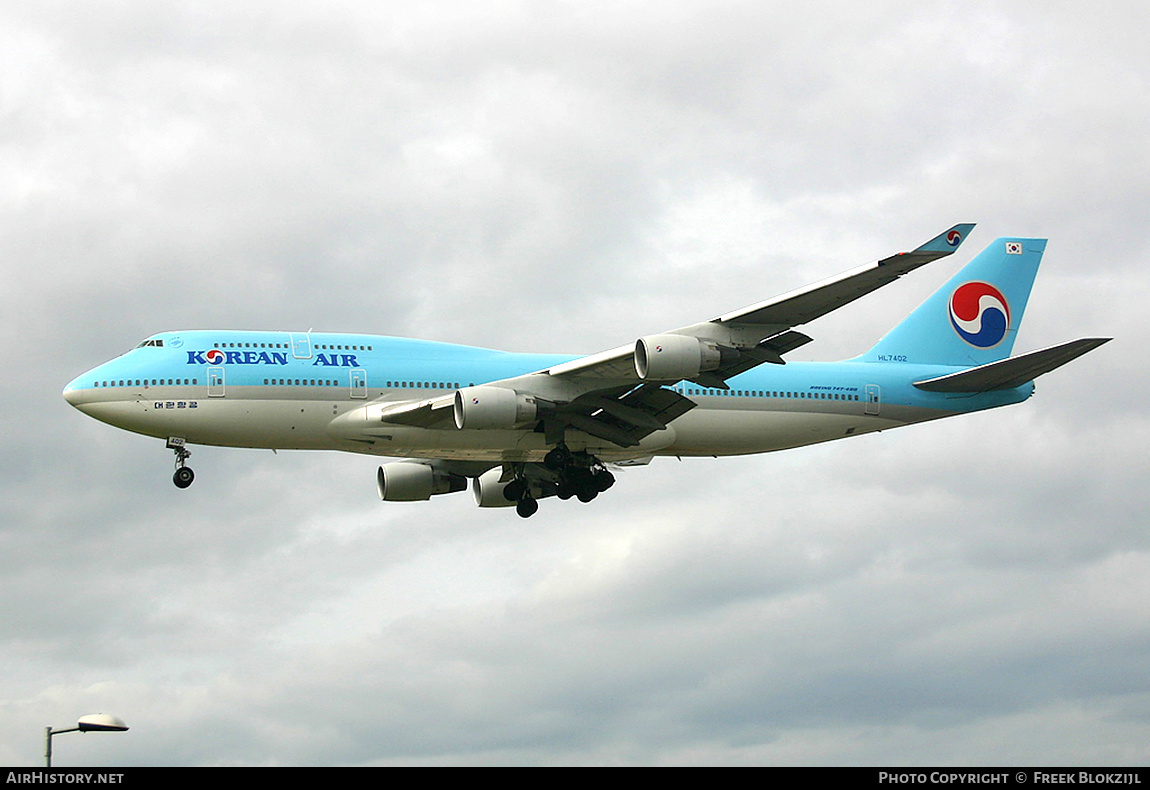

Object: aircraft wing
[546,223,975,386]
[424,224,977,450]
[710,224,976,328]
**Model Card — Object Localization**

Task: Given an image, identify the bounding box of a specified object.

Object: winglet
[916,223,977,254]
[878,223,976,267]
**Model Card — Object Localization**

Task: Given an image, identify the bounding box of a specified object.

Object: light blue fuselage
[63,329,1032,463]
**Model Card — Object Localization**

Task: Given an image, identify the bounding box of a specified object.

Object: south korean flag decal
[1005,241,1023,254]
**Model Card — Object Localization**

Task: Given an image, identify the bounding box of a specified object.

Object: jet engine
[453,386,538,430]
[471,468,518,508]
[377,462,467,501]
[634,334,734,381]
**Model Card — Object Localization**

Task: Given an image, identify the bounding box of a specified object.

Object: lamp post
[45,714,129,767]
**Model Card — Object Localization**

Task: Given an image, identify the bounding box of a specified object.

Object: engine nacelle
[472,468,517,508]
[634,334,726,381]
[454,386,538,430]
[377,462,467,502]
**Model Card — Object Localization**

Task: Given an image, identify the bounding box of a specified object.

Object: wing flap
[549,384,696,447]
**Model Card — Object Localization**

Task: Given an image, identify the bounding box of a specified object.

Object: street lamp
[45,714,129,767]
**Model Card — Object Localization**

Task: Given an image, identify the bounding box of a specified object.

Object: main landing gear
[503,445,616,518]
[167,437,195,489]
[545,446,615,504]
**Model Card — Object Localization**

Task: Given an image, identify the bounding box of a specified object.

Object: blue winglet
[915,223,977,254]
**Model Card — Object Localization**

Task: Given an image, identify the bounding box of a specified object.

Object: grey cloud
[2,0,1146,766]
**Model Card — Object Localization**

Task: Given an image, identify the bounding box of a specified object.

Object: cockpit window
[135,339,164,348]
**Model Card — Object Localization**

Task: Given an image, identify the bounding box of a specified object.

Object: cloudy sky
[3,0,1147,766]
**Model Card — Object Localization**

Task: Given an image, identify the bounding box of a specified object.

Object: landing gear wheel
[503,478,527,503]
[516,496,539,518]
[167,437,194,489]
[592,468,615,492]
[544,445,572,471]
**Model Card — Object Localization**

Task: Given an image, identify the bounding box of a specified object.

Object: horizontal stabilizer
[913,338,1110,393]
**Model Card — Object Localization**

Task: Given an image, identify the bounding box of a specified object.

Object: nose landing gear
[167,437,195,489]
[173,465,195,488]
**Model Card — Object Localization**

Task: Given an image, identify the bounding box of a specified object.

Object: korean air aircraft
[63,225,1109,518]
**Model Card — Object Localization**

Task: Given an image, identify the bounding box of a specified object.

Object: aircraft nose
[62,376,88,408]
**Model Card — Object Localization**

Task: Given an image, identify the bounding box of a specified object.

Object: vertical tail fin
[863,238,1045,367]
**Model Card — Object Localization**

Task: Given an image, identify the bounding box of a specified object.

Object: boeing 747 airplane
[63,225,1109,517]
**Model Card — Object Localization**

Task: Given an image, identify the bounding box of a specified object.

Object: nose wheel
[173,466,195,488]
[167,437,195,489]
